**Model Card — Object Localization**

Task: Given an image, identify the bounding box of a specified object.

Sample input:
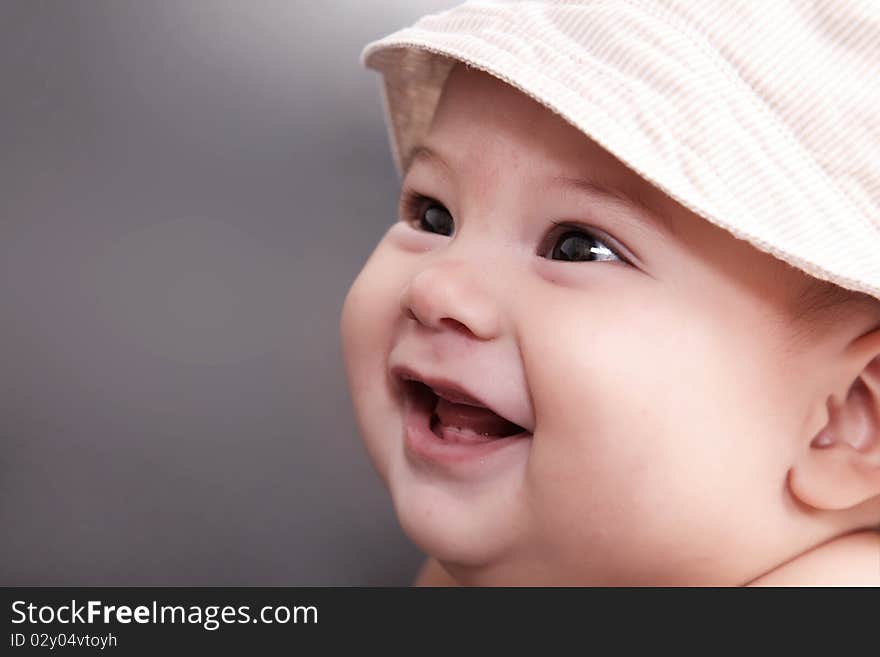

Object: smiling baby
[340,1,880,586]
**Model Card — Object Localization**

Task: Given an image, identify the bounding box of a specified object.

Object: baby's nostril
[439,318,470,334]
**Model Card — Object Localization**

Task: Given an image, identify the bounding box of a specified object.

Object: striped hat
[361,0,880,300]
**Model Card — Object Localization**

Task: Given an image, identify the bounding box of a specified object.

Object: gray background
[1,0,458,585]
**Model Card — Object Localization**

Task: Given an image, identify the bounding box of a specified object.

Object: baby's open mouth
[405,380,527,443]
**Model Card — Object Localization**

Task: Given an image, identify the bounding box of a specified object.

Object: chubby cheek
[340,243,405,481]
[519,290,789,582]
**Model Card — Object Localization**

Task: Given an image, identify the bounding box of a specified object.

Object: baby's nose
[399,259,502,340]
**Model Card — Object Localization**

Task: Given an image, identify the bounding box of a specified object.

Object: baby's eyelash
[398,188,434,225]
[399,188,456,236]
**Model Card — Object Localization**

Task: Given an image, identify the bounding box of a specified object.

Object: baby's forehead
[419,68,679,233]
[424,68,648,189]
[428,65,590,162]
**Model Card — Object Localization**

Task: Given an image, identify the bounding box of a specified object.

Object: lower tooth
[450,426,483,436]
[440,425,494,442]
[431,414,495,442]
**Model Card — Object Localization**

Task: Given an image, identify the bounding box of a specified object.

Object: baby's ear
[789,337,880,511]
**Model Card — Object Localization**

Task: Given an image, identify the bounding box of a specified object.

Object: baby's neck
[415,528,880,586]
[745,528,880,586]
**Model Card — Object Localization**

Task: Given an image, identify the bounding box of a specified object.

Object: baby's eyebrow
[549,176,677,238]
[405,144,452,177]
[406,143,676,237]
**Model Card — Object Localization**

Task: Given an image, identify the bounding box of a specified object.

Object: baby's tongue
[434,397,521,437]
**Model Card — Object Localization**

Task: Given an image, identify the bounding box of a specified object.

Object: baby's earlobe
[790,379,880,511]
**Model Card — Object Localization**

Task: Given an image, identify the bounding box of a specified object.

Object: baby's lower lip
[402,385,531,468]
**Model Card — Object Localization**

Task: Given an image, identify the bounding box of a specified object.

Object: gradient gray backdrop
[1,0,459,585]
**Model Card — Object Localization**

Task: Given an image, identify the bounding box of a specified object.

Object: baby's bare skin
[746,529,880,586]
[341,64,880,586]
[415,529,880,586]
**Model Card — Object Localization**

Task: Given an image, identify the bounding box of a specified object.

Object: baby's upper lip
[390,364,533,433]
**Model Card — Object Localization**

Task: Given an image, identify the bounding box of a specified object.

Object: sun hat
[360,0,880,301]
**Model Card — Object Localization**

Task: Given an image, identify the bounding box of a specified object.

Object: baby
[340,1,880,585]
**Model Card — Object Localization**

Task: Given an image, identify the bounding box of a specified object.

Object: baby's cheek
[341,273,380,391]
[521,296,775,580]
[340,247,408,468]
[341,244,402,372]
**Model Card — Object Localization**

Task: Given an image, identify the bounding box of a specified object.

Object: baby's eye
[419,203,454,237]
[544,225,624,263]
[400,190,454,236]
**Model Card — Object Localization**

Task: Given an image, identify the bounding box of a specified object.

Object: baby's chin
[386,458,529,569]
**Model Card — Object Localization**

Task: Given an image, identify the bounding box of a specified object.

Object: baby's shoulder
[748,529,880,586]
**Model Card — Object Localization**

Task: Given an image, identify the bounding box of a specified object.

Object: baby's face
[341,65,820,584]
